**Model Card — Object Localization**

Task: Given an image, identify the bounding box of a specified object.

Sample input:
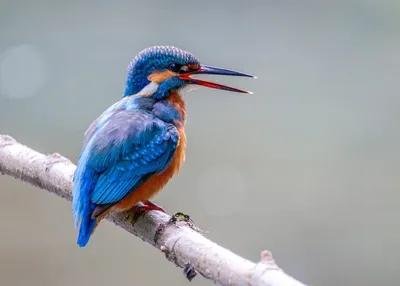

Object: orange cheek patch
[148,70,176,83]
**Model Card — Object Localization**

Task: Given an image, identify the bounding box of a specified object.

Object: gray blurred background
[0,0,399,285]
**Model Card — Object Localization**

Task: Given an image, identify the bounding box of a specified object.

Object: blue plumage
[72,45,254,247]
[123,46,199,97]
[72,96,179,247]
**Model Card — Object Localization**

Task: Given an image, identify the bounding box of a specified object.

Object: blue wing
[72,102,179,246]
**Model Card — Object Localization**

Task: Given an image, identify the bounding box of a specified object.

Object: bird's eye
[168,63,182,73]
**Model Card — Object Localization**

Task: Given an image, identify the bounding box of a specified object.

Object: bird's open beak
[178,65,256,94]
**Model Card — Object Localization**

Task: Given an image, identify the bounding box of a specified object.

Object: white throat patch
[134,82,200,97]
[135,81,159,97]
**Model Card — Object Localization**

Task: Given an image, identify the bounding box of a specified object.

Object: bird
[72,46,255,247]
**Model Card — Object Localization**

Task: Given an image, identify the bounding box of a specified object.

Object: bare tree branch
[0,134,308,286]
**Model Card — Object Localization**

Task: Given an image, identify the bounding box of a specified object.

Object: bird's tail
[72,166,97,247]
[76,205,97,247]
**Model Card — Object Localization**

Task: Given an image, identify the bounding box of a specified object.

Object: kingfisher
[72,46,254,247]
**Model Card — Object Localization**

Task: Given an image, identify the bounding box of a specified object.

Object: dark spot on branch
[184,263,197,282]
[154,222,166,244]
[169,212,203,233]
[131,208,145,224]
[170,212,191,223]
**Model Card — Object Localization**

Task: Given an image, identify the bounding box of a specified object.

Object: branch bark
[0,134,307,286]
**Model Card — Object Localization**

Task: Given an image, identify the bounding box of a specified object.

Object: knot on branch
[44,153,72,172]
[0,135,16,148]
[259,250,280,271]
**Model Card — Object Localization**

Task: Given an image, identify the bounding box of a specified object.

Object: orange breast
[96,91,187,220]
[110,127,186,213]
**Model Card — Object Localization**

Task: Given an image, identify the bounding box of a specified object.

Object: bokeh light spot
[0,44,47,99]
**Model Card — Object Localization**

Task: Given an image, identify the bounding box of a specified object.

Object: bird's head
[123,46,254,99]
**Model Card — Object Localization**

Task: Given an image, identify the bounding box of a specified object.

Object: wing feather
[73,107,179,218]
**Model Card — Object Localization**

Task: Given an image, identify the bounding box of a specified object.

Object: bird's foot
[133,200,167,215]
[142,200,167,213]
[131,201,167,222]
